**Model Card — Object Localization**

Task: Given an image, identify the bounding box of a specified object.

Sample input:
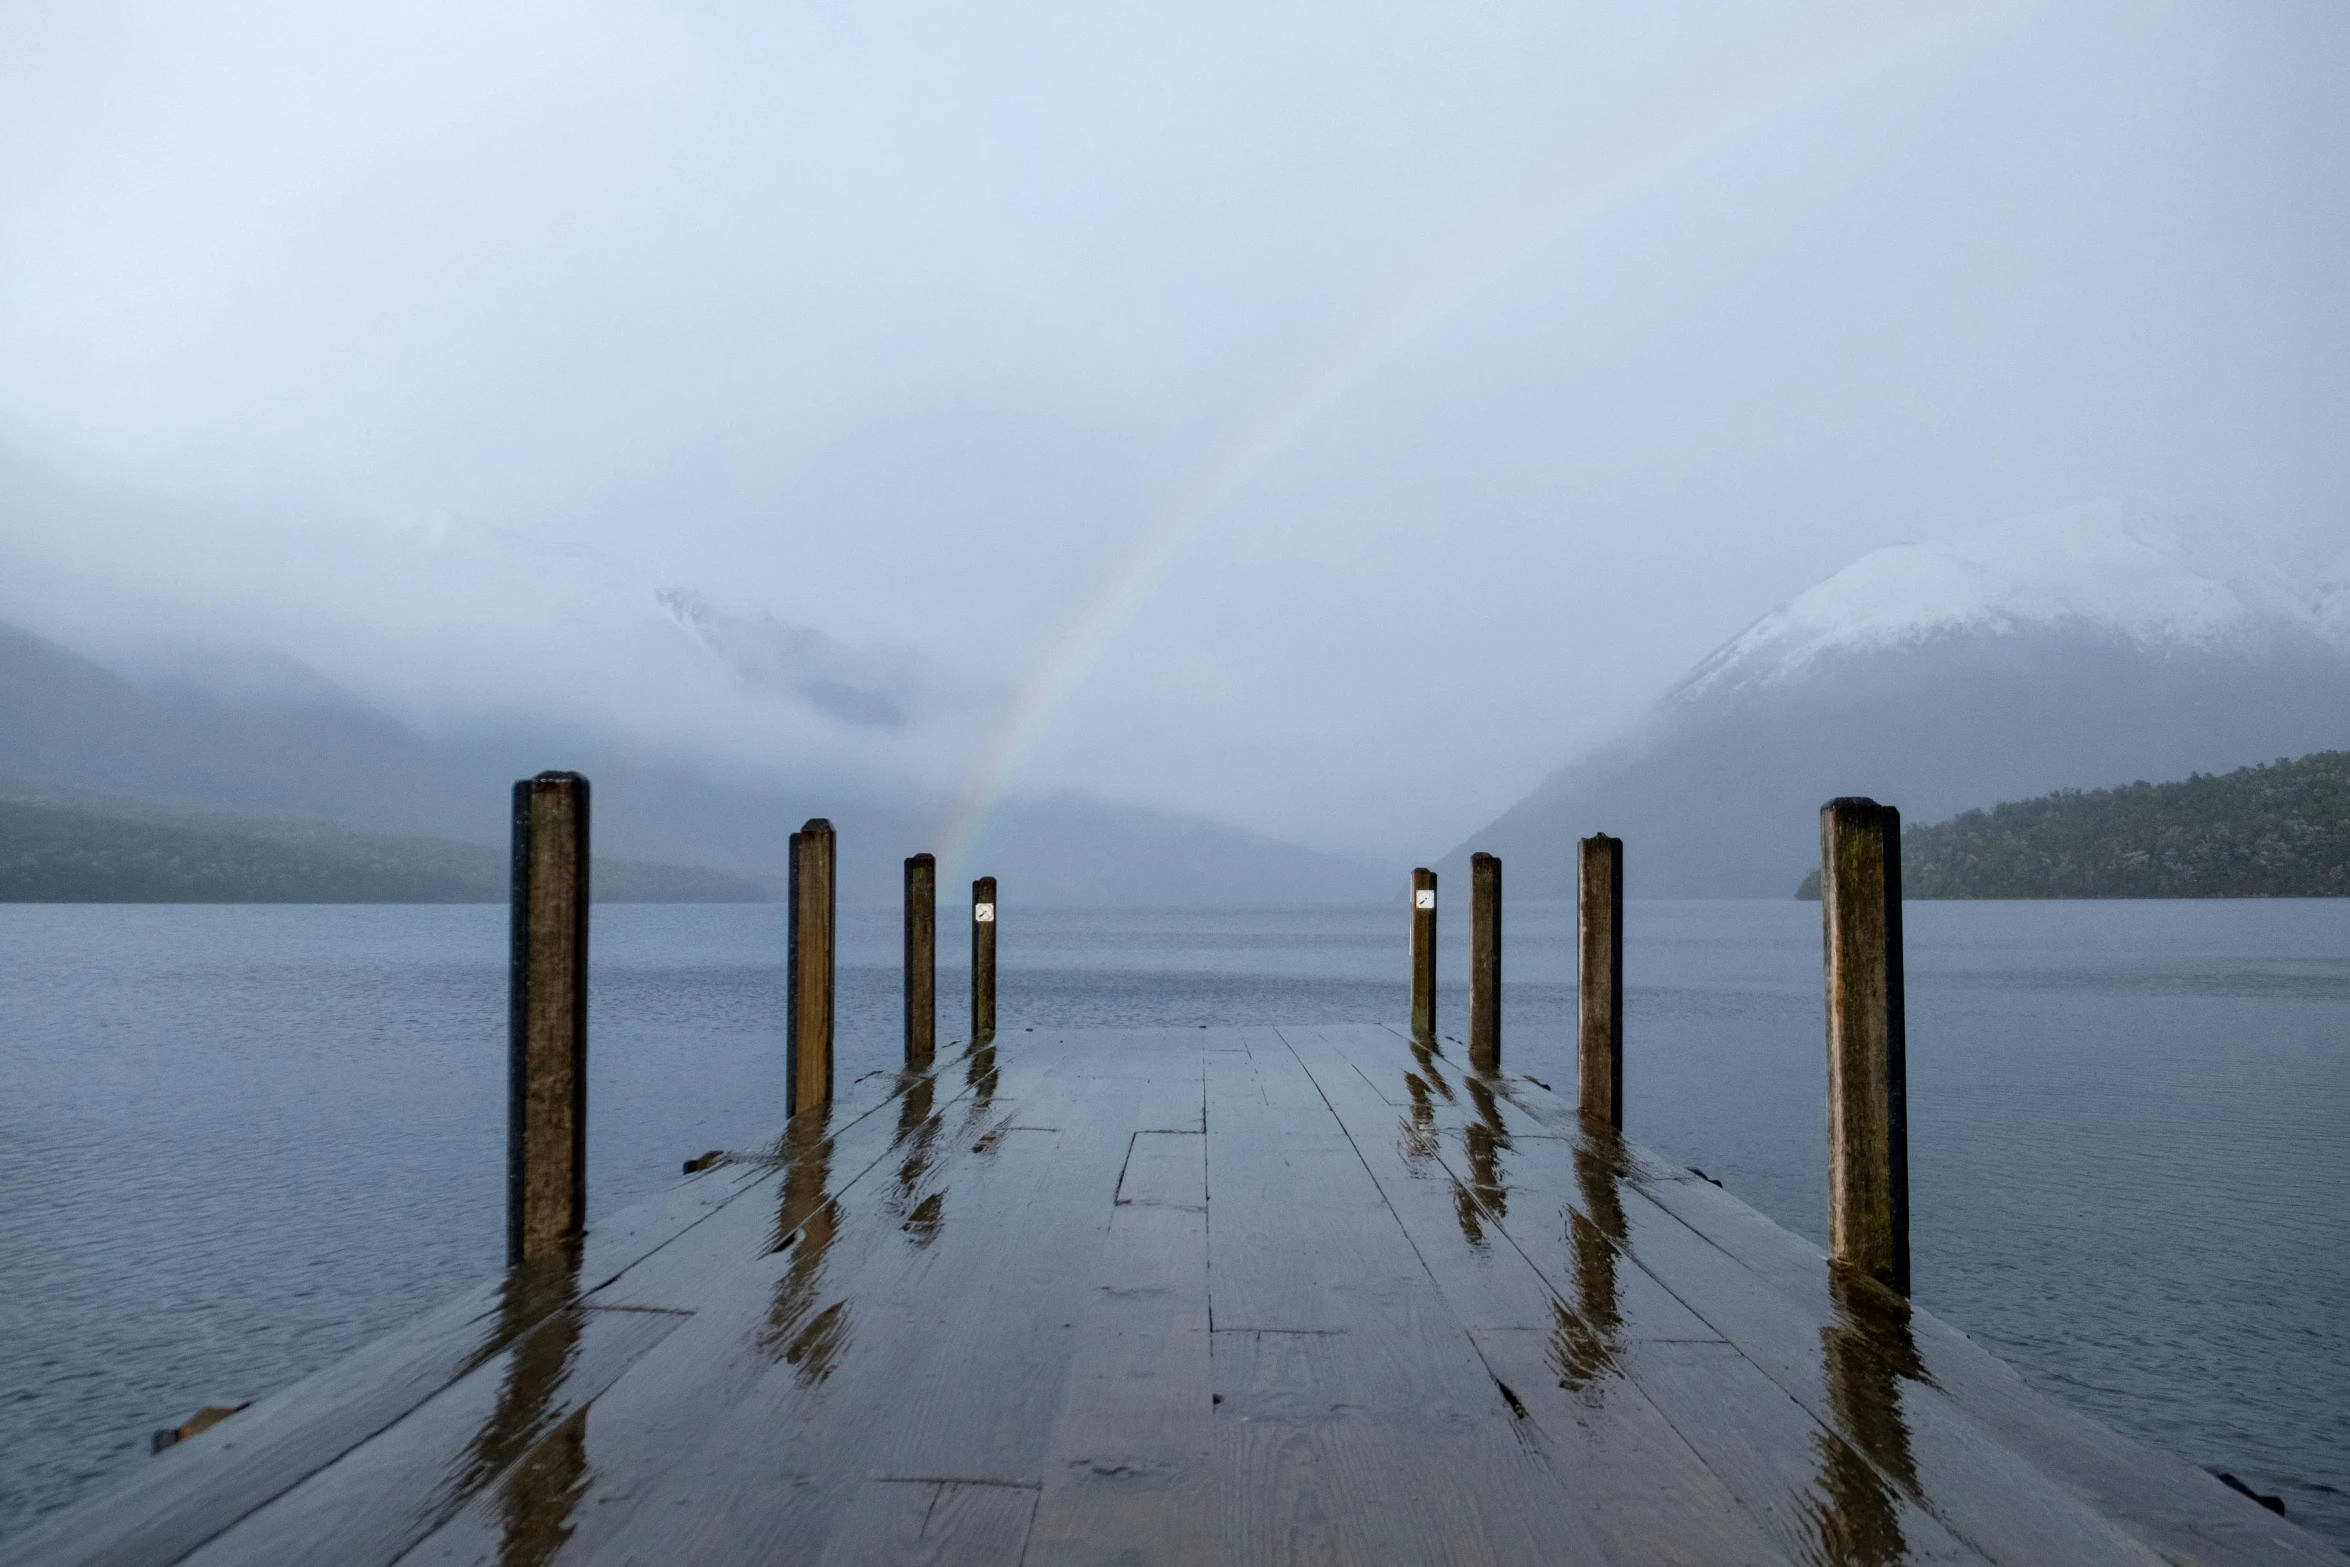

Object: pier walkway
[7,1025,2338,1566]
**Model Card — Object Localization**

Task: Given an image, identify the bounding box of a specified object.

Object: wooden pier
[8,788,2340,1565]
[7,1023,2338,1566]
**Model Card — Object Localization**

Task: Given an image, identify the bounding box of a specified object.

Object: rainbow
[936,0,2012,871]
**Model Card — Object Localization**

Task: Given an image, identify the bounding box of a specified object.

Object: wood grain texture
[1409,867,1437,1042]
[1468,852,1501,1071]
[177,1307,684,1567]
[906,853,937,1065]
[509,772,589,1266]
[1820,797,1908,1295]
[1576,834,1624,1130]
[970,875,997,1044]
[787,819,837,1117]
[815,1479,1036,1566]
[14,1026,2342,1567]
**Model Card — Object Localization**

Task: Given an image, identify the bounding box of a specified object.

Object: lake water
[2,899,2344,1546]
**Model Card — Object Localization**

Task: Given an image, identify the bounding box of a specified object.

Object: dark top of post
[1577,834,1624,1131]
[509,771,590,1268]
[1468,852,1501,1072]
[1820,797,1908,1297]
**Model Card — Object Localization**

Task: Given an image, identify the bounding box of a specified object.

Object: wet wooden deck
[8,1025,2339,1566]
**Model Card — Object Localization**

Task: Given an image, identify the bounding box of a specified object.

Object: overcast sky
[2,0,2345,858]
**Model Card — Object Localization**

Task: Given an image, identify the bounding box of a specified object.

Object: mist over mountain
[1450,505,2350,897]
[0,619,1387,905]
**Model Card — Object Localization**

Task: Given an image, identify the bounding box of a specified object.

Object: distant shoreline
[1797,751,2350,900]
[0,784,767,905]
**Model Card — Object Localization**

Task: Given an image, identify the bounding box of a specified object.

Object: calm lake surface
[2,898,2344,1544]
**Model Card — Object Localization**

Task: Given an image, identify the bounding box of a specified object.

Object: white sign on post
[974,903,996,922]
[1414,889,1436,909]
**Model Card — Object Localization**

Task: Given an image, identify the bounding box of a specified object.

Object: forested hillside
[0,781,763,903]
[1796,751,2350,899]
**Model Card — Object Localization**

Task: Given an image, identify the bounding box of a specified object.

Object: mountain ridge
[0,618,1389,904]
[1447,505,2350,897]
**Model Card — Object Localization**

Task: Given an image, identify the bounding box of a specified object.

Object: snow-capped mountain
[1451,503,2350,897]
[1685,504,2345,697]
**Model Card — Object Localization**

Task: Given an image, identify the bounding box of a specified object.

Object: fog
[2,0,2345,861]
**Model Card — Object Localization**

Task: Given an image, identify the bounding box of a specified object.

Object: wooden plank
[585,1058,979,1313]
[1134,1047,1205,1133]
[1349,1024,1697,1186]
[814,1480,1036,1567]
[402,1043,1128,1566]
[1624,1338,1984,1565]
[1117,1131,1207,1210]
[1466,1329,1801,1567]
[17,1026,2341,1567]
[1529,1154,2181,1565]
[1210,1325,1590,1565]
[1295,1028,1719,1346]
[1201,1059,1601,1563]
[1632,1173,2346,1566]
[1026,1131,1214,1565]
[1300,1032,1968,1565]
[859,1071,1142,1483]
[177,1307,684,1567]
[1279,1027,1790,1567]
[1308,1028,2254,1567]
[0,1160,763,1567]
[1203,1026,1319,1138]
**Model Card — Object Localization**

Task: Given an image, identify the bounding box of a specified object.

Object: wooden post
[1409,868,1437,1042]
[509,771,589,1267]
[971,876,997,1044]
[787,819,836,1117]
[1577,834,1624,1129]
[1468,852,1501,1071]
[905,853,936,1065]
[1820,797,1909,1296]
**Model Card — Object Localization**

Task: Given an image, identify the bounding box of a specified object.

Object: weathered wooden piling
[904,853,936,1066]
[971,875,997,1044]
[1410,868,1438,1042]
[787,819,837,1117]
[508,771,589,1267]
[1820,797,1909,1296]
[1468,852,1501,1070]
[1577,833,1624,1129]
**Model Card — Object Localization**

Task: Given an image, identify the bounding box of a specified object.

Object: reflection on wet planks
[5,1026,2340,1567]
[1298,1024,2210,1567]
